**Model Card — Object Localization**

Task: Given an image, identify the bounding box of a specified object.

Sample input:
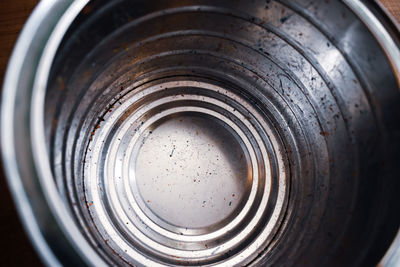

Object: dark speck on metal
[1,0,400,266]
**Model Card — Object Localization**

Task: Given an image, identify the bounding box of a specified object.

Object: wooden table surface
[379,0,400,29]
[0,2,41,266]
[0,1,398,266]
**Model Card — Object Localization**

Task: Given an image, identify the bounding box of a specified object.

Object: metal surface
[1,0,400,266]
[345,0,400,85]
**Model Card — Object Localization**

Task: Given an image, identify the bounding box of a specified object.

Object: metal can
[1,0,400,266]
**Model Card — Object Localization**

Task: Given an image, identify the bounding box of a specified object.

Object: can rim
[0,0,105,266]
[1,0,399,266]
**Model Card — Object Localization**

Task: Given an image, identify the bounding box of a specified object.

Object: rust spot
[82,4,93,14]
[319,131,330,137]
[52,119,58,130]
[216,42,223,51]
[122,43,130,51]
[57,76,65,90]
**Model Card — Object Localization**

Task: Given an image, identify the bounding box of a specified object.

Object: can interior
[43,0,400,266]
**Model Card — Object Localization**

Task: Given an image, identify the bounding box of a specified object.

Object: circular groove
[82,80,287,265]
[1,0,394,266]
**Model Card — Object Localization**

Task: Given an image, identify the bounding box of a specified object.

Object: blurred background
[0,1,398,266]
[0,2,41,266]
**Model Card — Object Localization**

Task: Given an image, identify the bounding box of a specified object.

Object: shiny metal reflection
[1,0,400,266]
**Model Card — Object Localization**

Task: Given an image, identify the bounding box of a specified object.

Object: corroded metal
[2,0,400,266]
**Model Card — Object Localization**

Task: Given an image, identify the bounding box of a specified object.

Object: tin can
[1,0,400,266]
